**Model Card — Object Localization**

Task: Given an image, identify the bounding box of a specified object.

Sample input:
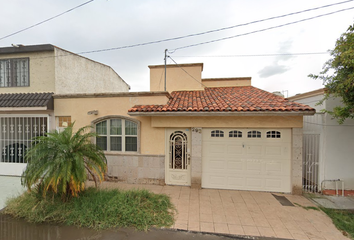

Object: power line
[172,52,329,58]
[168,56,207,88]
[76,1,354,55]
[171,6,354,51]
[0,0,95,41]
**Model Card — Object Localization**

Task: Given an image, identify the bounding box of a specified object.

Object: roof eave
[128,110,316,117]
[0,107,49,111]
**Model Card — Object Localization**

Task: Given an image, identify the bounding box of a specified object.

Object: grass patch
[294,202,320,211]
[320,208,354,239]
[4,187,175,231]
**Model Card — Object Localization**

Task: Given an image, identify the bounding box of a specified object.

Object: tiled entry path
[88,182,349,240]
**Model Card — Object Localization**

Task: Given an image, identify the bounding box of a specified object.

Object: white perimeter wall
[297,95,354,190]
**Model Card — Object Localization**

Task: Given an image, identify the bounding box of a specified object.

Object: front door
[165,129,191,186]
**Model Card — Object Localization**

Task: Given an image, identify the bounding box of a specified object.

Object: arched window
[266,131,281,138]
[247,130,261,138]
[95,117,138,152]
[211,130,224,137]
[229,130,242,138]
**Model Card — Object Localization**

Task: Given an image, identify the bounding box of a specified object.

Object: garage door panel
[227,145,243,155]
[209,160,226,170]
[246,145,262,155]
[246,161,262,171]
[246,177,263,188]
[265,146,282,155]
[208,144,226,153]
[202,128,291,193]
[209,175,227,187]
[228,176,245,187]
[265,162,282,173]
[227,160,244,171]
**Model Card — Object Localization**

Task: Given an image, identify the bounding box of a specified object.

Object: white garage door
[202,128,291,193]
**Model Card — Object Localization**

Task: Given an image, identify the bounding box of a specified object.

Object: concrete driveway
[88,182,350,240]
[1,177,349,240]
[0,176,26,210]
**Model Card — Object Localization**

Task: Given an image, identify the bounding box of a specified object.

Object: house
[54,63,315,194]
[0,44,130,176]
[288,89,354,196]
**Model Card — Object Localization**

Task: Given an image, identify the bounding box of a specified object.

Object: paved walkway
[87,181,350,240]
[0,177,349,240]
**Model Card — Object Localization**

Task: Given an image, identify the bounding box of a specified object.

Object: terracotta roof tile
[128,86,314,113]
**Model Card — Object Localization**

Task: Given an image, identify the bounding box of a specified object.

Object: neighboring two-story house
[0,44,130,176]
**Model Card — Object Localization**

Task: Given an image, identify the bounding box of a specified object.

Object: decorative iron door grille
[169,131,188,169]
[303,134,320,192]
[0,116,48,163]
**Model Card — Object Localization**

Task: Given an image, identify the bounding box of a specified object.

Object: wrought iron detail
[169,131,188,170]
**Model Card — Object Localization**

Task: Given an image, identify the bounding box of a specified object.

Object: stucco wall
[151,115,303,128]
[54,48,130,94]
[202,78,251,87]
[322,98,354,190]
[54,95,168,155]
[0,51,55,93]
[149,64,204,92]
[292,128,303,194]
[295,95,354,191]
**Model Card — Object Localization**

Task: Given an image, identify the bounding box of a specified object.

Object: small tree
[309,24,354,124]
[22,124,107,200]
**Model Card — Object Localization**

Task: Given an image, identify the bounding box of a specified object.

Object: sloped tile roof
[128,86,314,113]
[0,92,54,108]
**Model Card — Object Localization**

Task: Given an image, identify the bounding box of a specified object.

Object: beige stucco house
[54,63,315,194]
[0,44,130,176]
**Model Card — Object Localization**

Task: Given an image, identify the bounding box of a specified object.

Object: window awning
[0,92,54,111]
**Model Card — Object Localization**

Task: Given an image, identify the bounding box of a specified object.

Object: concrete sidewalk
[306,193,354,210]
[88,181,350,240]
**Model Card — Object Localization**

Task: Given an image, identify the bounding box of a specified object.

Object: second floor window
[0,58,29,87]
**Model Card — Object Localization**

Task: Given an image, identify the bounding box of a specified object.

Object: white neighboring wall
[54,48,130,94]
[295,95,354,191]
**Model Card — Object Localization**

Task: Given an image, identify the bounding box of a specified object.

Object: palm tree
[22,123,107,200]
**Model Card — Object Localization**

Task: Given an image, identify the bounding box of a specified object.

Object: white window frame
[93,116,140,153]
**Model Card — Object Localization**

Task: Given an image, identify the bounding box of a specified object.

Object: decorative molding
[171,173,186,181]
[191,127,202,133]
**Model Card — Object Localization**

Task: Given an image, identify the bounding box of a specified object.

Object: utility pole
[164,49,168,91]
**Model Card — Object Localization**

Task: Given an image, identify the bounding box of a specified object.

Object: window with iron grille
[0,58,29,87]
[0,116,48,164]
[95,118,138,152]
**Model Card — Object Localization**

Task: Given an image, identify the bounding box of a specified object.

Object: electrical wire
[172,52,329,58]
[76,1,354,55]
[171,6,354,51]
[168,56,207,88]
[0,0,95,41]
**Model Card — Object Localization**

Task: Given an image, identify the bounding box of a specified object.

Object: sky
[1,0,354,97]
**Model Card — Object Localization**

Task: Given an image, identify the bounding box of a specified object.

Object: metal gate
[0,115,48,176]
[303,134,320,192]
